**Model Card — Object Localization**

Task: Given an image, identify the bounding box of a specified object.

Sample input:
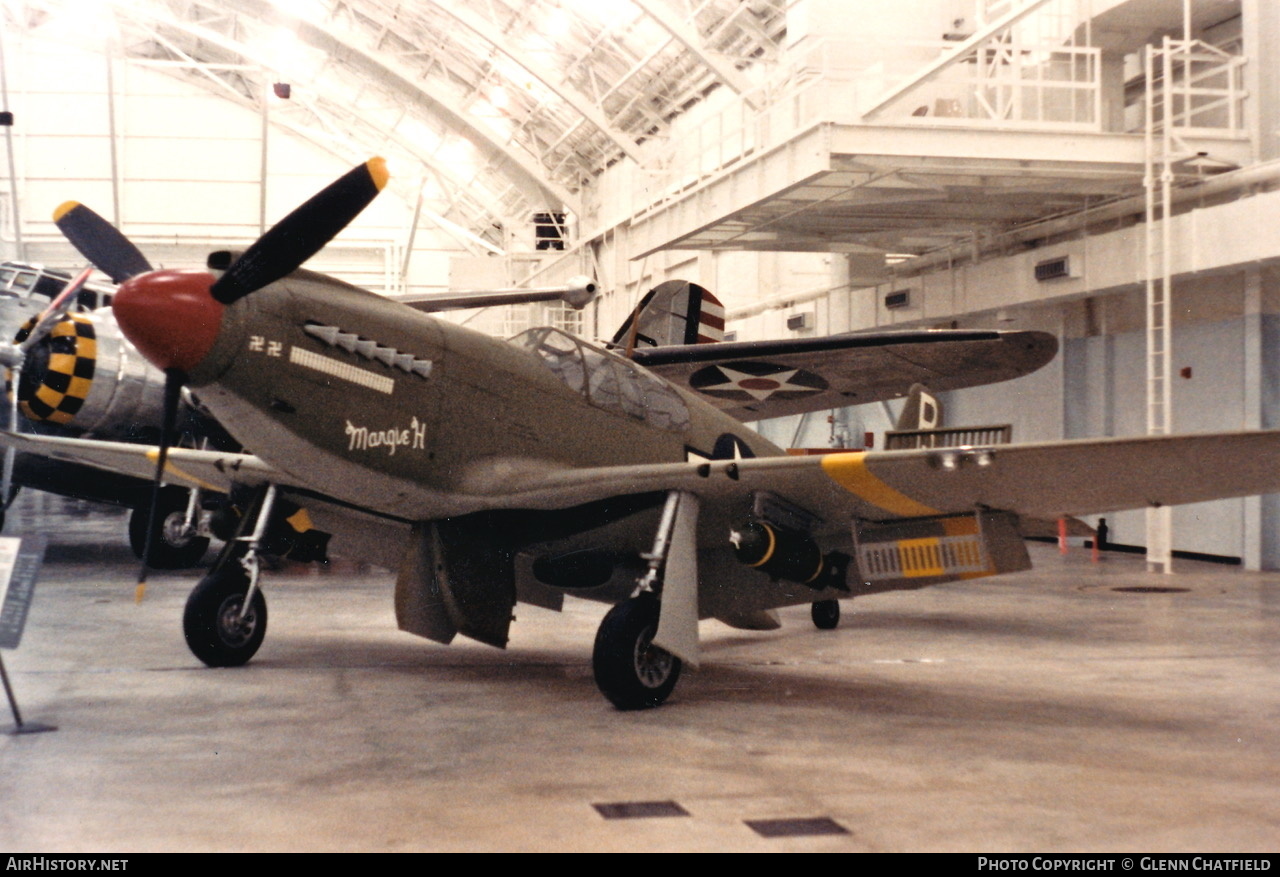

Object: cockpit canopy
[510,327,690,433]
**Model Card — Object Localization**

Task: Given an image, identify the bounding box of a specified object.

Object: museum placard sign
[0,535,48,649]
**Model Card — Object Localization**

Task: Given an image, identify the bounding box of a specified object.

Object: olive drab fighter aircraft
[10,157,1280,711]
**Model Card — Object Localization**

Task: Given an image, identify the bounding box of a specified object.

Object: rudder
[612,280,725,350]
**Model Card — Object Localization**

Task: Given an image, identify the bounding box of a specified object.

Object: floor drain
[1111,586,1191,594]
[593,800,689,820]
[745,817,850,838]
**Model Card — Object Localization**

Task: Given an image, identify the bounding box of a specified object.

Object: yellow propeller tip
[134,582,147,604]
[52,201,81,222]
[366,157,389,191]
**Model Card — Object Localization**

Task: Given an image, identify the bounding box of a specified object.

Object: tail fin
[895,383,943,431]
[611,280,725,350]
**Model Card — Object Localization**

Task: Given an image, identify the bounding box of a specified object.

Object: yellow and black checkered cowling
[11,314,97,425]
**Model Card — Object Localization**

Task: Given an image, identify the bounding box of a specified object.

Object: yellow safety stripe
[143,449,224,492]
[820,452,938,517]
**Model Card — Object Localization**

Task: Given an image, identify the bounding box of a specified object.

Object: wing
[0,431,285,494]
[14,425,1280,659]
[12,427,1280,525]
[477,429,1280,665]
[466,429,1280,526]
[630,329,1058,421]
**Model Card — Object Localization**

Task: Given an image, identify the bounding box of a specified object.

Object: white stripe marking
[290,346,395,394]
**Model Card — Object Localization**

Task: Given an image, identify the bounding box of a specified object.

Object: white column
[1242,0,1280,161]
[1242,268,1263,569]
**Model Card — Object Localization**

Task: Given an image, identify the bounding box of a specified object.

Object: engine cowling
[11,309,170,441]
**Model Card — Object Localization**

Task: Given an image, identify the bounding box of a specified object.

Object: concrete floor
[1,493,1278,852]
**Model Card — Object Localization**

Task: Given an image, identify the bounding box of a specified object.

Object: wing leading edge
[0,431,284,495]
[453,429,1280,530]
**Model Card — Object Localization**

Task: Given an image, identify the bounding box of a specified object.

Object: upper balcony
[619,0,1250,272]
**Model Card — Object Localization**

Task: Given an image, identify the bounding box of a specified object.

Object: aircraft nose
[113,269,225,373]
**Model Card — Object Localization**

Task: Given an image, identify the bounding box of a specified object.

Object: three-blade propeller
[46,157,390,595]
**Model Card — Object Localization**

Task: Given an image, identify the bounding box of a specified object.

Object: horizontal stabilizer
[395,275,597,313]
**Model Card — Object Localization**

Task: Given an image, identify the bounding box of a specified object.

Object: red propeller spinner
[112,269,225,374]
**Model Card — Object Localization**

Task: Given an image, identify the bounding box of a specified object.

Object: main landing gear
[592,593,682,711]
[183,563,267,667]
[591,491,697,711]
[129,486,210,570]
[182,484,278,668]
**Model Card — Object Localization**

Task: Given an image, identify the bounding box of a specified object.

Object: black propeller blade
[209,157,389,305]
[52,202,154,284]
[135,367,186,602]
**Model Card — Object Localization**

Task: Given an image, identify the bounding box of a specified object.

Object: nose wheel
[592,593,682,710]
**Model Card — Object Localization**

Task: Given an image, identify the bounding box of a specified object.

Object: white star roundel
[689,361,828,402]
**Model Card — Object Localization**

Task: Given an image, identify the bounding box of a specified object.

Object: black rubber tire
[129,490,211,570]
[811,599,840,630]
[592,593,681,710]
[183,565,267,667]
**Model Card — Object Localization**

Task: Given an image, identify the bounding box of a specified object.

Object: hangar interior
[2,0,1280,854]
[3,0,1279,566]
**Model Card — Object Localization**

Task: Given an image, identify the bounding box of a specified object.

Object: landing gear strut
[591,491,698,710]
[183,483,277,667]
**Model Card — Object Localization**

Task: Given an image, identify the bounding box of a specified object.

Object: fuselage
[166,270,782,520]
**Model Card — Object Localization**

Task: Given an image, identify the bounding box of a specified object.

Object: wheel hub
[162,511,193,547]
[215,595,258,647]
[633,627,674,689]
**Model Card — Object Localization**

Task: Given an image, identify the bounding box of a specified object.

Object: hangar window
[511,327,689,432]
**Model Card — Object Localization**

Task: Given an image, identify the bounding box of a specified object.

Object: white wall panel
[122,180,261,228]
[19,180,115,220]
[14,93,110,135]
[120,94,258,139]
[941,347,1065,444]
[18,137,114,180]
[121,138,261,183]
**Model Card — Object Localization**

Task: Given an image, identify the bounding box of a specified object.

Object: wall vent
[1034,256,1076,281]
[884,289,911,309]
[786,312,813,331]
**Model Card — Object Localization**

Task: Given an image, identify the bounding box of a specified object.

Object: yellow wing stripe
[820,452,939,517]
[144,449,224,492]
